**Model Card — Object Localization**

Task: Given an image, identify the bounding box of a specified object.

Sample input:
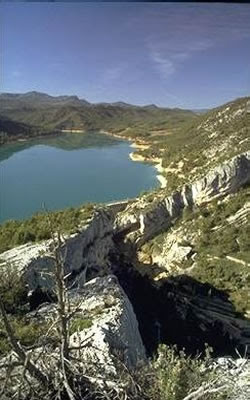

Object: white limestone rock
[115,151,250,246]
[1,152,249,290]
[69,275,146,375]
[212,357,250,400]
[154,241,193,271]
[191,151,250,205]
[0,209,116,290]
[0,275,146,397]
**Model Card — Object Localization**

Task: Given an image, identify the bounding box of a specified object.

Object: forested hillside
[0,91,196,143]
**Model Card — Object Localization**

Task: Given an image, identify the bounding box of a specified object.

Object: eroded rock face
[0,275,146,397]
[192,151,250,204]
[69,275,146,375]
[0,209,116,291]
[147,199,250,279]
[2,152,248,292]
[114,261,250,357]
[161,275,250,356]
[153,241,193,271]
[0,151,249,372]
[115,151,250,246]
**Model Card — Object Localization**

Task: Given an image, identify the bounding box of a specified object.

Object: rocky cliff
[0,151,249,362]
[0,275,146,398]
[1,152,249,292]
[0,208,116,291]
[158,275,250,356]
[115,151,250,246]
[113,261,250,358]
[209,357,250,400]
[68,275,146,374]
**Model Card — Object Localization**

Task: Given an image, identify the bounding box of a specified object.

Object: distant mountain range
[0,91,90,107]
[0,91,196,143]
[0,91,175,110]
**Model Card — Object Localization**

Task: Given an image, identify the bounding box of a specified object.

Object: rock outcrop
[213,357,250,400]
[1,152,249,291]
[0,209,116,291]
[159,275,250,356]
[116,264,250,357]
[0,151,249,365]
[191,150,250,204]
[0,275,146,398]
[115,151,250,246]
[68,275,146,374]
[152,240,194,272]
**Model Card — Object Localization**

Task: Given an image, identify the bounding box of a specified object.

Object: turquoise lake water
[0,132,158,223]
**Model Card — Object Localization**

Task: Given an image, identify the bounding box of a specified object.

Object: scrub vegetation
[0,91,196,144]
[0,94,249,399]
[142,184,250,314]
[0,235,242,400]
[0,203,95,254]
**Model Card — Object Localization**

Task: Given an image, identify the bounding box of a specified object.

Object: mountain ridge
[0,91,171,110]
[0,91,197,144]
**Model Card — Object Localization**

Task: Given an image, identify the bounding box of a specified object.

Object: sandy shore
[130,141,150,150]
[156,174,167,188]
[100,129,128,140]
[61,129,85,133]
[100,129,167,189]
[155,162,167,188]
[129,143,167,188]
[129,152,148,162]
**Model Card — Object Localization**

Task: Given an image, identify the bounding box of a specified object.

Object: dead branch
[0,296,48,387]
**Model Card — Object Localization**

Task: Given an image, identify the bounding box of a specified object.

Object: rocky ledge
[0,275,146,398]
[0,150,249,391]
[1,152,249,292]
[0,208,117,291]
[115,151,250,245]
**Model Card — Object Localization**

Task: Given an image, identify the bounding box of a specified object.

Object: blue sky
[1,3,250,108]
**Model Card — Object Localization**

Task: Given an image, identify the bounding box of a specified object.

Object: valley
[0,93,249,400]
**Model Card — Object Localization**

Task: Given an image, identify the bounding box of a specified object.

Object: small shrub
[150,344,228,400]
[0,263,28,314]
[0,317,49,355]
[0,204,95,254]
[69,317,92,334]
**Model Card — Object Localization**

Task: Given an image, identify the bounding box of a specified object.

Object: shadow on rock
[113,255,250,358]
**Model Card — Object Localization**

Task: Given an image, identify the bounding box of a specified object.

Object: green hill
[0,91,196,144]
[127,96,250,192]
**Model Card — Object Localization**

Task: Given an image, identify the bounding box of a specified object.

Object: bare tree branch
[0,296,48,387]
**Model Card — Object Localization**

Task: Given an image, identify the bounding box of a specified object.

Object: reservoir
[0,132,159,223]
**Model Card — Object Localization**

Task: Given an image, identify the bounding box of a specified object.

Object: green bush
[238,223,250,252]
[0,204,95,254]
[69,317,92,334]
[0,317,50,355]
[0,263,28,314]
[135,344,228,400]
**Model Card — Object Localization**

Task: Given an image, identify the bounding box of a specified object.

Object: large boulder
[0,275,146,398]
[69,275,146,375]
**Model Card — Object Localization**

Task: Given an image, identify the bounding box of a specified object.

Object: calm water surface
[0,132,158,223]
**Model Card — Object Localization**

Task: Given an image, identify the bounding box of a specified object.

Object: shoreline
[100,129,167,189]
[1,127,168,189]
[129,147,167,189]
